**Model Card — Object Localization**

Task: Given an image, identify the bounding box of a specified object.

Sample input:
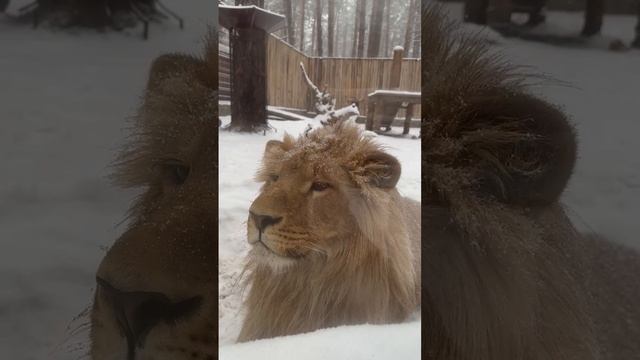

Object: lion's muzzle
[249,211,282,232]
[95,277,202,360]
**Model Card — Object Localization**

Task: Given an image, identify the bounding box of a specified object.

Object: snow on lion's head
[239,123,421,342]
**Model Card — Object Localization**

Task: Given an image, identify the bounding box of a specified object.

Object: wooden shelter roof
[219,5,285,33]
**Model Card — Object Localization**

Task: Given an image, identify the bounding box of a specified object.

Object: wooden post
[487,0,511,24]
[464,0,489,24]
[389,46,403,89]
[366,100,375,130]
[372,102,386,131]
[381,46,403,131]
[582,0,604,36]
[219,5,285,132]
[403,103,413,135]
[525,0,546,26]
[231,27,268,131]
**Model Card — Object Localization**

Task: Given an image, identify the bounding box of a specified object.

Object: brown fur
[89,32,217,359]
[238,124,421,342]
[422,4,640,359]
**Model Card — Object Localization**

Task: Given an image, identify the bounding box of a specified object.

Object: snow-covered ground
[1,1,639,359]
[219,321,420,360]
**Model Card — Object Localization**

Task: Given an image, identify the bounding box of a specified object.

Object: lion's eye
[310,181,330,192]
[160,159,190,186]
[171,164,190,185]
[269,174,279,182]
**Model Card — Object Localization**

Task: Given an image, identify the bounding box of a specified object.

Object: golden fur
[238,124,421,342]
[422,5,640,359]
[89,33,217,359]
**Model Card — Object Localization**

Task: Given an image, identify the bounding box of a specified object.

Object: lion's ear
[146,54,202,92]
[361,151,401,189]
[264,140,285,157]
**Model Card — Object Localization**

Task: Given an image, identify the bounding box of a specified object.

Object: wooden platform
[365,90,421,135]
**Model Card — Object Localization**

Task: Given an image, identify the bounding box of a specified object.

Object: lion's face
[90,48,217,359]
[246,126,402,270]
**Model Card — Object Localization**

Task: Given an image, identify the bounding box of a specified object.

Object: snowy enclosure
[218,116,422,349]
[0,0,639,359]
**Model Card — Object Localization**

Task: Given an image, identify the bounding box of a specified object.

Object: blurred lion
[422,5,640,360]
[89,33,217,359]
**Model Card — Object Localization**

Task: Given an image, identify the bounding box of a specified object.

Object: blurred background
[0,1,215,358]
[435,0,640,249]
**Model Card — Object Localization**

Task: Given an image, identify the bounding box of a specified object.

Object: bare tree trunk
[284,0,294,45]
[311,12,316,55]
[328,0,335,57]
[228,0,268,132]
[381,0,391,56]
[411,14,420,58]
[336,0,344,57]
[582,0,604,36]
[299,0,306,52]
[366,0,384,57]
[341,4,348,57]
[352,0,361,57]
[403,0,416,53]
[357,0,366,57]
[229,27,268,131]
[315,0,323,57]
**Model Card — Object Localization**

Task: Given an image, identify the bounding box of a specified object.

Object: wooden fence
[220,33,421,117]
[266,35,421,117]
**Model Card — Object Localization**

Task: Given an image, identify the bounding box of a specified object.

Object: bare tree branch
[300,62,335,114]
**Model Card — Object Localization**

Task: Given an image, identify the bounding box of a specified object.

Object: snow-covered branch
[300,62,336,114]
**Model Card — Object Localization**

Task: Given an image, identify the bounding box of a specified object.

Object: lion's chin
[249,243,297,271]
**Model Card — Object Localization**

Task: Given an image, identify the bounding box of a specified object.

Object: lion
[89,34,218,359]
[422,4,640,360]
[237,124,421,342]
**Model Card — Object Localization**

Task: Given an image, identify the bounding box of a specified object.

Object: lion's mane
[422,5,640,360]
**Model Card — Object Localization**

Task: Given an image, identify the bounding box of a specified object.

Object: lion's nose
[249,211,282,231]
[96,277,202,359]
